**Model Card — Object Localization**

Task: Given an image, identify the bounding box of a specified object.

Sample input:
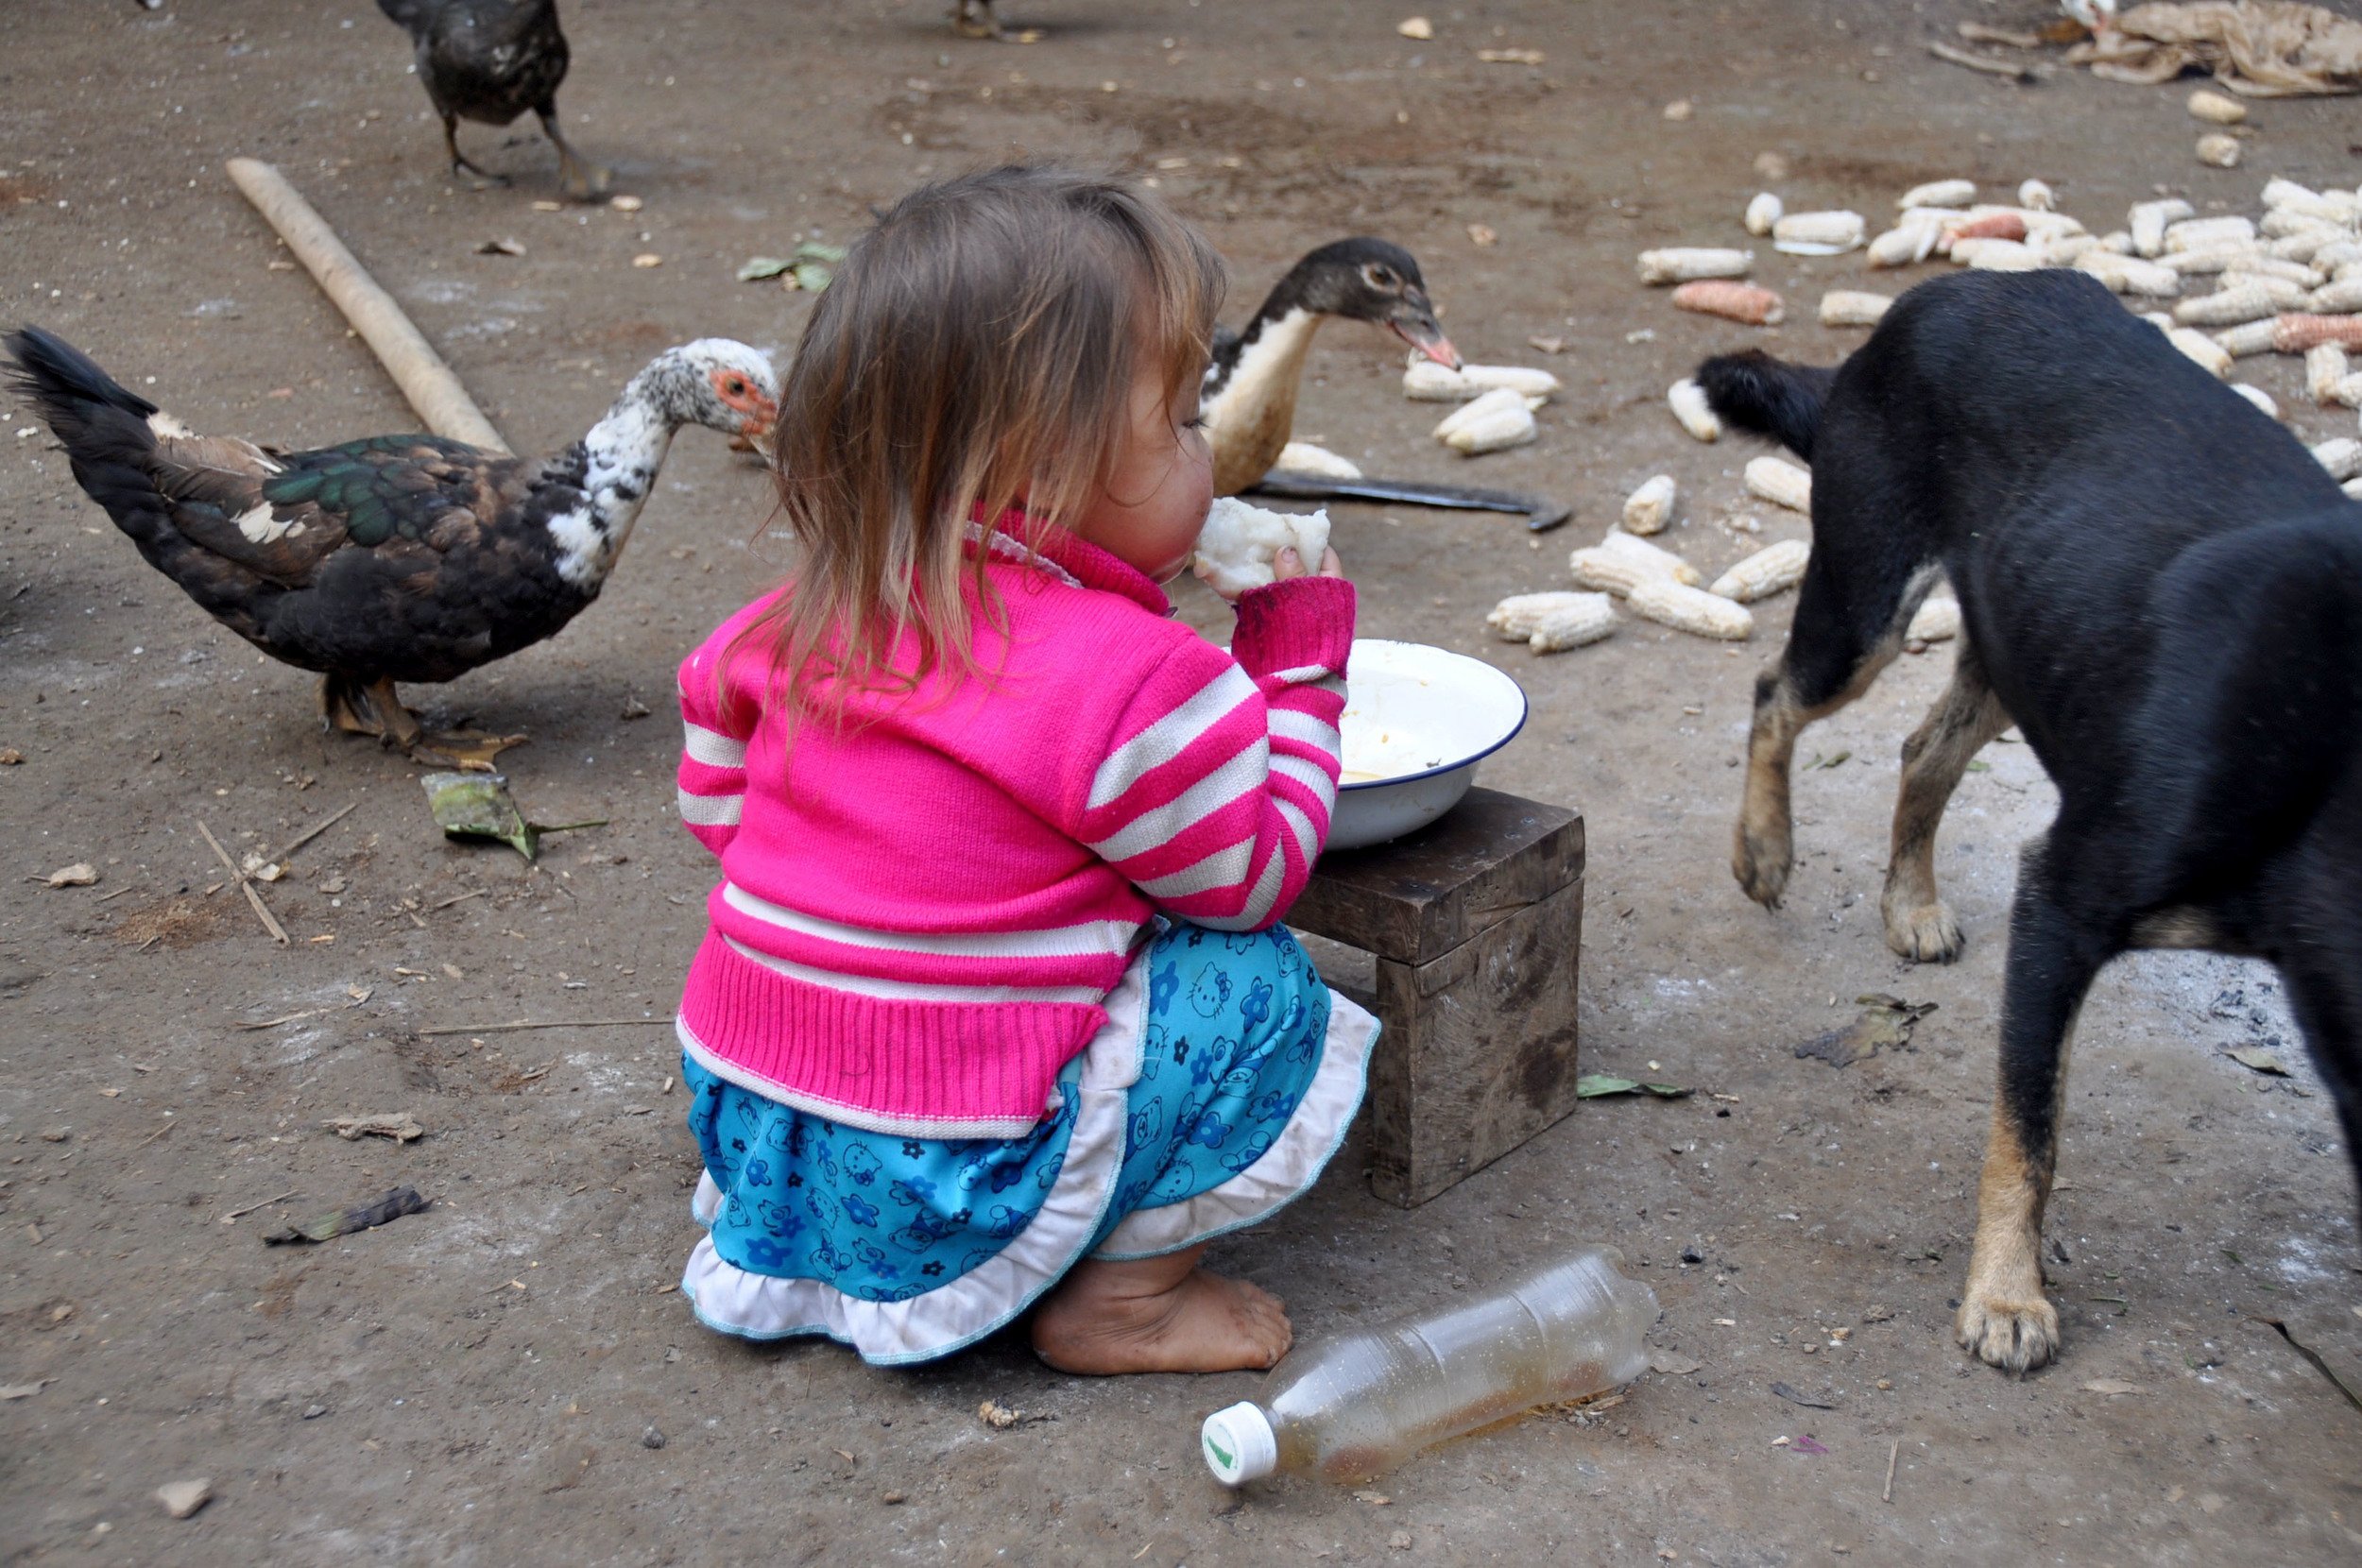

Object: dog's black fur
[1697,269,2362,1373]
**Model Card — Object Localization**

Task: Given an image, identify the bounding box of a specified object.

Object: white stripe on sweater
[1132,837,1255,901]
[1274,796,1319,870]
[722,880,1138,962]
[682,721,746,770]
[1269,708,1342,755]
[1190,836,1291,931]
[1086,738,1270,864]
[722,936,1106,1006]
[1086,664,1260,810]
[1268,753,1339,813]
[678,788,744,827]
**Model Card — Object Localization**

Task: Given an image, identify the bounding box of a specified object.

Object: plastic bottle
[1200,1247,1657,1486]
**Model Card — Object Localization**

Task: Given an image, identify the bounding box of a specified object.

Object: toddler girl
[671,165,1374,1373]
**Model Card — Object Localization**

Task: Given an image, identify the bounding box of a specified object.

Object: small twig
[221,1187,300,1222]
[266,802,356,866]
[132,1117,176,1150]
[97,886,138,904]
[2253,1317,2362,1414]
[418,1016,664,1037]
[196,818,290,946]
[431,888,487,911]
[1956,21,2043,49]
[238,1006,334,1031]
[1926,40,2041,82]
[1884,1439,1899,1503]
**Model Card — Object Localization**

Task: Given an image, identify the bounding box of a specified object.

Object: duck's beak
[728,397,779,452]
[1388,293,1462,369]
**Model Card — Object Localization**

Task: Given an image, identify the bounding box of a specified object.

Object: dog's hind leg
[1883,640,2011,962]
[1734,561,1942,908]
[1957,842,2111,1373]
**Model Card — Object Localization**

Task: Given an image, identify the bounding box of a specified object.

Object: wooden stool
[1290,788,1585,1208]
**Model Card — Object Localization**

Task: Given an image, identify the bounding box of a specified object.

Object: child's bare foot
[1032,1245,1292,1374]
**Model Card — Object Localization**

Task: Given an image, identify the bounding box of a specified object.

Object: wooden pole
[224,158,513,454]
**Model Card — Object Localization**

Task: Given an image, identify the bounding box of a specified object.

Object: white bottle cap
[1201,1402,1278,1486]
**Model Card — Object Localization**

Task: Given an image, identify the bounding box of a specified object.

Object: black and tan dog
[1696,269,2362,1373]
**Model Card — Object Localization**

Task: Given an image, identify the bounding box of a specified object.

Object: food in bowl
[1326,640,1529,849]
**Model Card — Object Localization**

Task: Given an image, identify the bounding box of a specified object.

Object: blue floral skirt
[678,922,1378,1364]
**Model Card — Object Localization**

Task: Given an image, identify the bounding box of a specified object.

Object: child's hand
[1272,546,1345,582]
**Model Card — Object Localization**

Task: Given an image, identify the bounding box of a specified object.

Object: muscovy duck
[1200,237,1459,496]
[376,0,608,200]
[1202,239,1571,530]
[5,327,778,764]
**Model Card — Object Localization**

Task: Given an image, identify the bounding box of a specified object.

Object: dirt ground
[5,0,2361,1561]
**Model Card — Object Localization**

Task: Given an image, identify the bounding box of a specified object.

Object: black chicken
[6,327,779,765]
[376,0,608,201]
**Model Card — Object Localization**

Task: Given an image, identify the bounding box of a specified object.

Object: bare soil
[4,1,2359,1562]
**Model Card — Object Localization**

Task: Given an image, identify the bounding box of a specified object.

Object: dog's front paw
[1732,829,1791,908]
[1955,1288,2060,1373]
[1884,898,1963,963]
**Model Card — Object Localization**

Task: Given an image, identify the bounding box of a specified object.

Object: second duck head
[621,339,782,443]
[1272,238,1461,369]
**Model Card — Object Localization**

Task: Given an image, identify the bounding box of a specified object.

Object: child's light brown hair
[748,163,1224,714]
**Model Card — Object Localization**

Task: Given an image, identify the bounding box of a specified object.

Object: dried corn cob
[2330,374,2362,411]
[2262,178,2359,224]
[1906,595,1960,646]
[2078,252,2181,298]
[2260,208,2344,242]
[2308,345,2352,404]
[2273,315,2362,352]
[1944,212,2027,245]
[1668,378,1720,442]
[1819,290,1892,328]
[2017,179,2054,213]
[1639,247,1752,284]
[1744,192,1783,236]
[2161,245,2265,277]
[2225,255,2329,288]
[1488,591,1617,653]
[2187,88,2247,124]
[2168,328,2234,378]
[1671,279,1786,325]
[2217,273,2316,312]
[2311,278,2362,315]
[1569,529,1702,595]
[1867,220,1943,268]
[1709,538,1809,603]
[1433,387,1540,454]
[1627,577,1754,640]
[2173,284,2282,329]
[1899,179,1976,211]
[2230,383,2281,419]
[2196,133,2241,168]
[2131,199,2196,258]
[1773,211,1866,256]
[1402,359,1564,401]
[2165,215,2257,253]
[2345,477,2362,501]
[1621,474,1677,536]
[2213,319,2282,357]
[1275,441,1363,481]
[1744,455,1811,513]
[2314,437,2362,481]
[1961,239,2045,272]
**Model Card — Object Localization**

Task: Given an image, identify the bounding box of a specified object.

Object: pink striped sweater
[674,524,1355,1139]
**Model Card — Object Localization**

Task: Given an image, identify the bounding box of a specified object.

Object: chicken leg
[536,103,609,202]
[440,113,509,188]
[321,673,522,771]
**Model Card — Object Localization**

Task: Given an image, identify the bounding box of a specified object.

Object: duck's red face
[710,366,779,436]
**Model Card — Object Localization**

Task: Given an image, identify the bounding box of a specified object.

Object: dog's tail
[1695,349,1836,462]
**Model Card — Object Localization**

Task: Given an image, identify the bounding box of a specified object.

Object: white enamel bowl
[1326,639,1530,851]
